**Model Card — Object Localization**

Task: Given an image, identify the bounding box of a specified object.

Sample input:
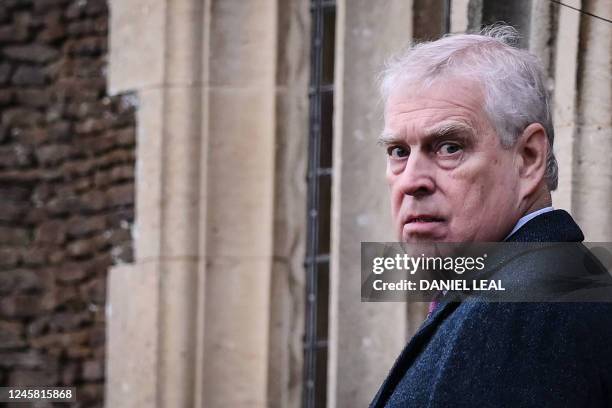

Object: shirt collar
[504,206,554,241]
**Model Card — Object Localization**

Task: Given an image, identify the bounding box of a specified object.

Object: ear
[516,123,548,198]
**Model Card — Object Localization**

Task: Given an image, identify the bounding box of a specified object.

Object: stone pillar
[328,1,413,406]
[106,0,206,406]
[451,0,470,32]
[202,0,278,406]
[549,0,581,212]
[105,0,280,407]
[572,0,612,240]
[267,1,310,407]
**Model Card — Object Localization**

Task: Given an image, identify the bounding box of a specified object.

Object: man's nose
[396,153,435,198]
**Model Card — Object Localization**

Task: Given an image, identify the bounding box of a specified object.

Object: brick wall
[0,0,135,406]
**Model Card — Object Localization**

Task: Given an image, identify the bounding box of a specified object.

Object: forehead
[383,79,488,138]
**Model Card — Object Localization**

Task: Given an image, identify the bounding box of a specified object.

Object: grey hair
[379,25,558,191]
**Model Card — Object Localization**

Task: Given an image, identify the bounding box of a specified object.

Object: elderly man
[370,26,612,407]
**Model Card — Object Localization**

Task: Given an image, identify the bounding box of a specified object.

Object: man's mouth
[406,215,445,223]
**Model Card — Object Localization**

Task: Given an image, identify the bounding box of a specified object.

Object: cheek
[389,182,403,214]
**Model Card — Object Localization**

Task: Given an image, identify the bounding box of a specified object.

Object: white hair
[379,25,558,191]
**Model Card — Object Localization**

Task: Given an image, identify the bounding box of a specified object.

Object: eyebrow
[377,121,475,146]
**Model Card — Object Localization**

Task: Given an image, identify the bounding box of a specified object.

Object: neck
[522,185,552,217]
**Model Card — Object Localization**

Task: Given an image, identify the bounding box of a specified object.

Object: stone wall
[0,0,135,406]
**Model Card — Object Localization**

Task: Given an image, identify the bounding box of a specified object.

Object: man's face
[383,79,522,243]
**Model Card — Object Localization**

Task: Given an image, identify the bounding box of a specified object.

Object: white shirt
[504,206,554,241]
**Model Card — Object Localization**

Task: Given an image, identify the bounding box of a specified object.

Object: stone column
[551,0,582,212]
[572,0,612,240]
[202,1,278,407]
[328,1,413,406]
[451,0,470,32]
[105,0,280,407]
[267,1,310,407]
[106,0,206,406]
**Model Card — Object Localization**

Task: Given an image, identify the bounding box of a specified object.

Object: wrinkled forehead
[383,76,490,133]
[384,75,486,112]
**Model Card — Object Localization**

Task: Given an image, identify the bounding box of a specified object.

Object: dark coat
[370,210,612,408]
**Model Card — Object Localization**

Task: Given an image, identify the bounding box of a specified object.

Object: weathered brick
[0,88,13,105]
[88,325,105,347]
[9,368,58,386]
[0,248,20,269]
[48,120,71,141]
[0,226,30,246]
[106,183,133,207]
[35,220,67,245]
[0,200,26,222]
[46,195,79,215]
[0,320,25,349]
[35,144,73,166]
[48,311,91,331]
[110,241,133,263]
[0,62,11,84]
[61,362,79,384]
[114,127,136,146]
[57,262,88,283]
[33,0,71,14]
[13,127,47,145]
[15,88,50,108]
[0,295,42,318]
[0,24,28,43]
[84,0,107,17]
[82,359,103,381]
[38,21,66,43]
[79,190,106,212]
[0,350,49,368]
[67,215,106,238]
[11,65,47,86]
[0,145,34,168]
[64,36,106,56]
[3,44,59,63]
[21,248,48,266]
[64,2,84,20]
[0,186,30,201]
[30,329,89,349]
[78,384,104,404]
[66,238,95,259]
[75,117,106,134]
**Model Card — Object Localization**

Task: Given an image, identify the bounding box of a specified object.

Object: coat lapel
[369,297,460,407]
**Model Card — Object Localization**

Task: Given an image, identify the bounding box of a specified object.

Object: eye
[437,142,462,156]
[387,145,410,159]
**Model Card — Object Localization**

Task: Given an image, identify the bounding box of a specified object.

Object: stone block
[11,65,46,86]
[0,200,25,222]
[0,295,42,318]
[82,359,104,381]
[35,220,66,245]
[106,183,133,207]
[106,263,160,408]
[66,215,106,238]
[3,44,59,63]
[9,368,58,387]
[0,226,30,246]
[15,89,51,108]
[35,144,72,167]
[207,89,275,258]
[79,190,107,213]
[0,248,20,269]
[0,320,25,349]
[0,62,11,84]
[108,0,166,93]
